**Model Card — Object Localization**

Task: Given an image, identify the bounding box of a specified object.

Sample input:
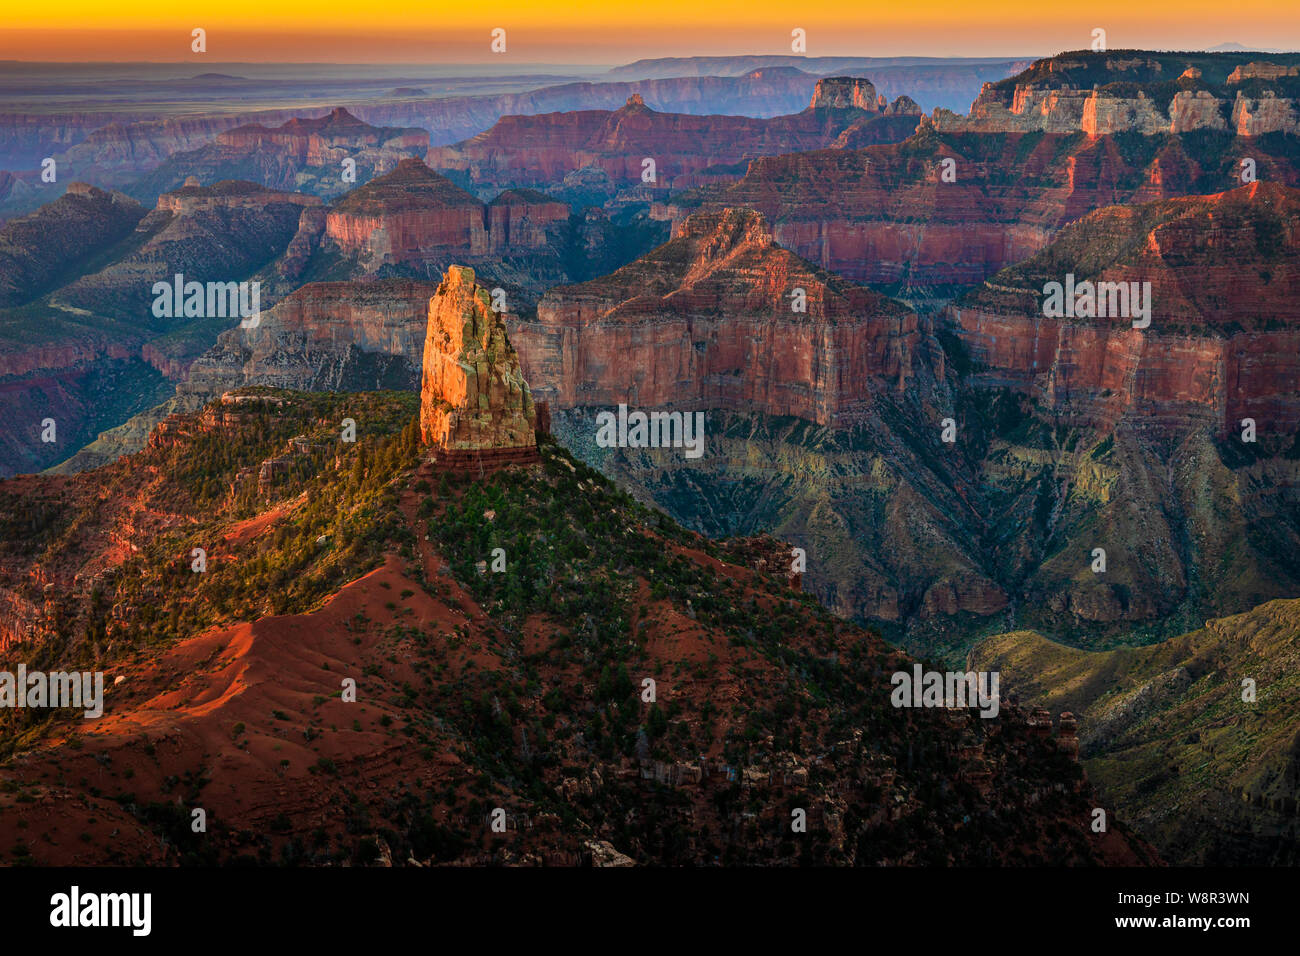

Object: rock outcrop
[486,189,570,252]
[420,266,537,470]
[528,187,1300,645]
[320,159,572,278]
[810,76,882,110]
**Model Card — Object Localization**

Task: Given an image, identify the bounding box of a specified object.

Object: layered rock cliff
[519,208,1008,628]
[525,186,1300,651]
[315,159,577,299]
[935,51,1300,136]
[946,181,1300,434]
[420,265,536,465]
[519,207,919,425]
[325,158,487,262]
[428,82,920,202]
[676,121,1299,302]
[486,189,570,253]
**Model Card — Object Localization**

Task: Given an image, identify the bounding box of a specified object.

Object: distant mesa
[810,76,879,111]
[933,50,1300,136]
[1227,61,1300,83]
[388,87,428,97]
[126,109,431,209]
[188,73,247,82]
[324,158,567,263]
[426,80,920,198]
[420,265,539,472]
[220,107,427,146]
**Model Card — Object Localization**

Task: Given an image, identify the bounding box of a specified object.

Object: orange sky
[2,2,1297,62]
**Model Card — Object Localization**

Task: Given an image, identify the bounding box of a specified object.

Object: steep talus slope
[0,183,162,477]
[55,178,317,321]
[0,386,1153,866]
[0,178,321,478]
[519,209,1006,640]
[970,599,1300,864]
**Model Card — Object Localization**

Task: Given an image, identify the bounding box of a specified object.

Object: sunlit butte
[2,1,1298,61]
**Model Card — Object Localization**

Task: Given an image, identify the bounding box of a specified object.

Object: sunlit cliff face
[420,265,536,453]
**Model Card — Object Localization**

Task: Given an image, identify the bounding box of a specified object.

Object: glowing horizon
[2,2,1298,63]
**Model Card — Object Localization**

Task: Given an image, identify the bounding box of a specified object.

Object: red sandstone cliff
[678,122,1299,294]
[945,181,1300,435]
[322,159,571,269]
[325,158,488,263]
[487,189,570,253]
[516,207,918,426]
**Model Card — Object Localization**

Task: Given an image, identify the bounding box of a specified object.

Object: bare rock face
[518,206,918,426]
[326,158,488,265]
[945,181,1300,435]
[486,189,569,252]
[936,51,1300,136]
[420,266,537,466]
[679,114,1299,298]
[810,77,880,111]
